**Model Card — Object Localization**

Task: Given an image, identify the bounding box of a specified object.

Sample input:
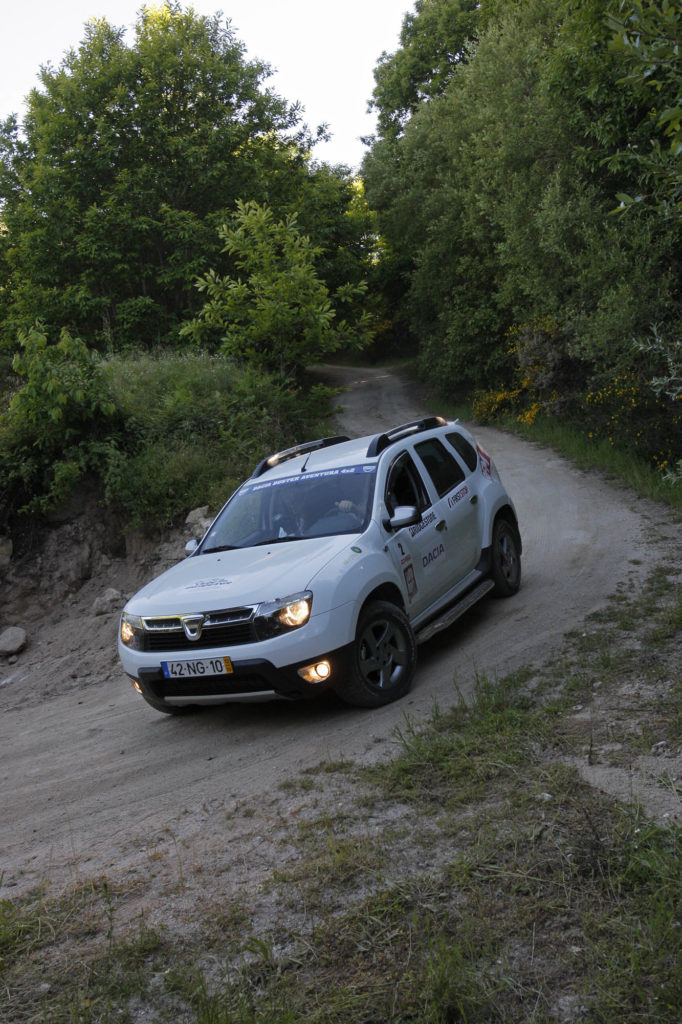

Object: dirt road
[0,365,672,896]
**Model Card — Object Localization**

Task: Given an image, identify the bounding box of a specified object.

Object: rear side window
[446,431,478,473]
[415,438,465,497]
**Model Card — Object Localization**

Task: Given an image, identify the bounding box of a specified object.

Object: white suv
[118,417,521,713]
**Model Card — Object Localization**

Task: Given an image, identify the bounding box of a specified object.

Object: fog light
[297,660,331,684]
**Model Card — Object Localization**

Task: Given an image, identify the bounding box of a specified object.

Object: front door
[382,451,445,615]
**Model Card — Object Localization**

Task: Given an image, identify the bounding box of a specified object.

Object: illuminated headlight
[253,591,312,640]
[120,612,145,649]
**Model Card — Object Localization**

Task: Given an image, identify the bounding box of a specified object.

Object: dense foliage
[607,0,682,216]
[102,351,332,529]
[0,326,120,522]
[0,3,375,533]
[362,0,682,473]
[0,2,372,353]
[0,327,330,534]
[182,200,373,378]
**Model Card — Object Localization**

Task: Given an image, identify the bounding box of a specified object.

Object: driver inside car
[331,474,370,520]
[271,475,371,539]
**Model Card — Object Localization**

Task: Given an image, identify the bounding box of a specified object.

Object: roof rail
[250,435,350,478]
[366,416,448,458]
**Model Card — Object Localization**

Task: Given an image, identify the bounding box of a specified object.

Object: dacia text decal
[423,543,445,568]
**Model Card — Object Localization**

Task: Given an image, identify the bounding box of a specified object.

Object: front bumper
[128,643,355,708]
[119,601,359,707]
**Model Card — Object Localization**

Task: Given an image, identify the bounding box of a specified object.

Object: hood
[125,534,356,616]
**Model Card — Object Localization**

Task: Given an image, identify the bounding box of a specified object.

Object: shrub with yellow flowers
[583,369,681,469]
[473,317,587,425]
[471,317,681,476]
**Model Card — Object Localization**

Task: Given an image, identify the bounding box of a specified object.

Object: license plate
[161,656,233,679]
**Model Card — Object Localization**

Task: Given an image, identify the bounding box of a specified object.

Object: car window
[202,466,376,549]
[446,431,478,473]
[384,452,430,515]
[414,438,465,497]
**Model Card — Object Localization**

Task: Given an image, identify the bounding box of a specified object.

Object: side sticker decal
[409,510,437,538]
[448,484,469,507]
[478,445,492,479]
[423,543,445,568]
[403,563,417,599]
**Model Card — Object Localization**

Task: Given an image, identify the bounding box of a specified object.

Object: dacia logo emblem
[181,614,205,641]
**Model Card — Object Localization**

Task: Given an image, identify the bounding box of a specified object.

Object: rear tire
[337,600,416,708]
[490,518,521,596]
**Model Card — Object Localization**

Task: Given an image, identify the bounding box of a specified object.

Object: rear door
[412,436,481,592]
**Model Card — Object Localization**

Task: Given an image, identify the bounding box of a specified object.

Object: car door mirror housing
[386,505,421,531]
[185,538,199,556]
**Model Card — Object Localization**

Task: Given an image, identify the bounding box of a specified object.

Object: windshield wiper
[202,544,239,553]
[255,535,304,545]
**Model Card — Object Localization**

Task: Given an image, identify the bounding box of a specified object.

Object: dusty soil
[0,364,680,904]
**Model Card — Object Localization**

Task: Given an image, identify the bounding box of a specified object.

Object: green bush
[102,351,332,528]
[0,325,120,527]
[0,341,333,534]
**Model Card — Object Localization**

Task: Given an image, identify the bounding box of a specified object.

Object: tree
[362,0,484,358]
[0,3,317,350]
[369,0,480,140]
[363,0,682,431]
[607,0,682,216]
[182,200,373,378]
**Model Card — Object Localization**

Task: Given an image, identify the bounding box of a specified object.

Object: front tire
[338,600,417,708]
[490,518,521,596]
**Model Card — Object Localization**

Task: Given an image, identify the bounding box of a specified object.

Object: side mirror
[185,538,199,556]
[386,505,421,531]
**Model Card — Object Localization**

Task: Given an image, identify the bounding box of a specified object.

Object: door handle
[470,495,478,505]
[436,519,447,531]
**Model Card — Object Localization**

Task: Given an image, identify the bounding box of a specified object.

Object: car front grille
[140,607,256,652]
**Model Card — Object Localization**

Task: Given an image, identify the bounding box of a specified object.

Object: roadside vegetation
[494,410,682,511]
[473,402,682,512]
[363,0,682,482]
[2,554,681,1022]
[0,3,376,540]
[1,0,681,543]
[0,328,333,537]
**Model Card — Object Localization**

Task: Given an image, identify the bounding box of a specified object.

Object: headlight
[120,612,145,649]
[253,591,313,640]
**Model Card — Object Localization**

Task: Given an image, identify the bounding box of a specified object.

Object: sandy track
[0,365,673,895]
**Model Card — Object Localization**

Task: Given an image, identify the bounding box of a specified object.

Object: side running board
[415,580,495,644]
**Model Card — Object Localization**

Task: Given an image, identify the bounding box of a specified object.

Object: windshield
[201,465,377,551]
